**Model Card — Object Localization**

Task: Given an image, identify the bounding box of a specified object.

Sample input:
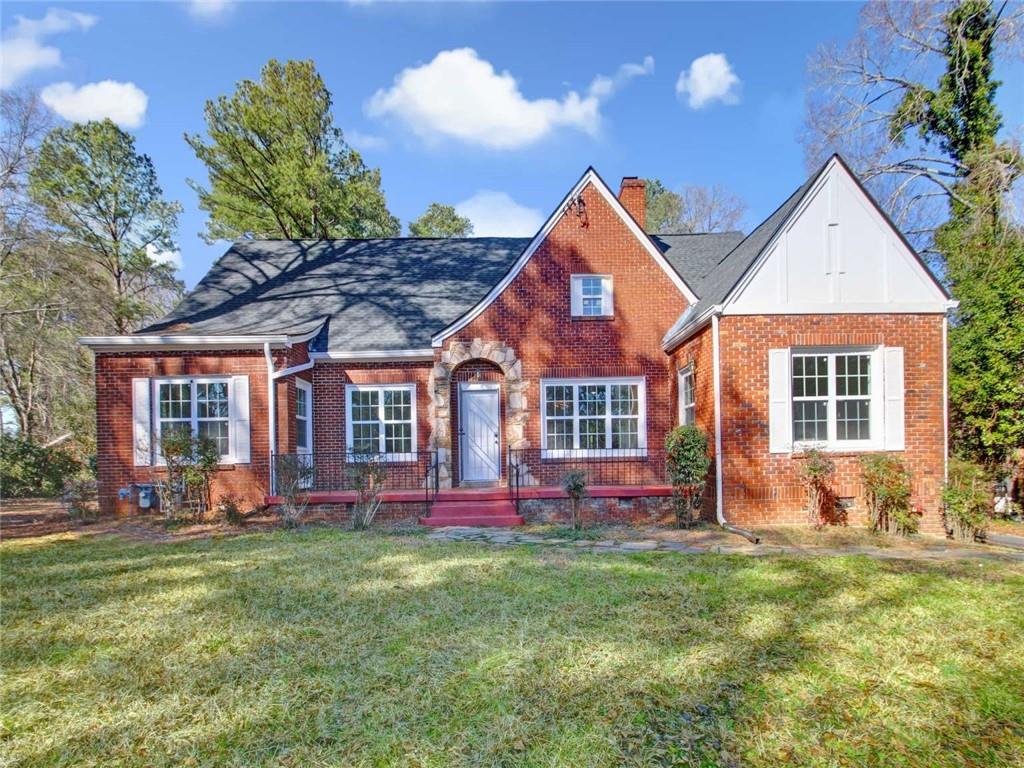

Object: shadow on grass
[2,529,1023,767]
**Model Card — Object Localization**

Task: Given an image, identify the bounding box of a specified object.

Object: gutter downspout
[264,342,277,465]
[711,313,760,544]
[942,316,949,482]
[273,360,314,380]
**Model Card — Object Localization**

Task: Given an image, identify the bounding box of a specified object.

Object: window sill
[790,444,887,457]
[345,453,417,464]
[570,315,615,322]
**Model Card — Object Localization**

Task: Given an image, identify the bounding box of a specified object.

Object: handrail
[423,449,440,517]
[507,447,521,515]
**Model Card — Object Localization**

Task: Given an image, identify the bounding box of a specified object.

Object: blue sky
[3,1,1022,288]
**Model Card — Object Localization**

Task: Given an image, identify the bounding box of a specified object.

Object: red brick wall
[670,324,718,515]
[94,348,287,514]
[716,314,946,532]
[447,180,691,460]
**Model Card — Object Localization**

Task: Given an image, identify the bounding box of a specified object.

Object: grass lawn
[2,529,1023,767]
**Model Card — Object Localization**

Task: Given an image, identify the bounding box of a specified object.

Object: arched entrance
[428,339,528,488]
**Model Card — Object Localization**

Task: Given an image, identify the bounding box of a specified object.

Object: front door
[460,384,501,483]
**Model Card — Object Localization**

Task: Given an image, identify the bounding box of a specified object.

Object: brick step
[419,514,525,527]
[429,500,517,517]
[435,489,510,502]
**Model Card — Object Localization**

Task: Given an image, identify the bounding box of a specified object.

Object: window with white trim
[678,365,696,426]
[295,380,312,452]
[791,349,880,448]
[345,384,416,459]
[154,378,232,460]
[541,378,646,457]
[570,274,613,317]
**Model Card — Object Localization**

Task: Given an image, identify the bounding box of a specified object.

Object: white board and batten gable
[431,167,698,347]
[726,157,950,316]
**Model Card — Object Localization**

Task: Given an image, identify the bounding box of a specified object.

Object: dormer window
[570,274,613,317]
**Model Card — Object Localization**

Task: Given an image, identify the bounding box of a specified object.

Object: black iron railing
[271,450,438,498]
[506,447,669,514]
[424,451,440,517]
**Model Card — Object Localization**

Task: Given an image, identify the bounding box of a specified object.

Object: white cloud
[146,243,182,270]
[41,81,148,128]
[347,130,388,152]
[675,53,741,109]
[0,8,96,89]
[455,191,544,237]
[187,0,235,20]
[367,48,653,150]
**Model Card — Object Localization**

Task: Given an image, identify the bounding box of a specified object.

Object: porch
[267,448,673,526]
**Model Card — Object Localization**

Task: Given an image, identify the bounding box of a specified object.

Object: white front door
[460,384,501,482]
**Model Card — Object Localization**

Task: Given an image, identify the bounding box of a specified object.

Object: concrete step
[419,514,525,527]
[429,500,517,517]
[435,489,510,502]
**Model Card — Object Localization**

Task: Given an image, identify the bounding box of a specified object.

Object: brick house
[82,155,954,531]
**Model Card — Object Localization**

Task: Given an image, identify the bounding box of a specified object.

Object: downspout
[711,313,760,544]
[942,316,949,482]
[264,342,277,471]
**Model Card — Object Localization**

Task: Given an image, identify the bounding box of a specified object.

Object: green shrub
[157,432,220,522]
[62,478,98,523]
[860,454,918,536]
[560,469,588,530]
[798,449,836,528]
[943,458,991,541]
[665,426,711,528]
[347,452,384,531]
[0,435,82,498]
[215,493,247,525]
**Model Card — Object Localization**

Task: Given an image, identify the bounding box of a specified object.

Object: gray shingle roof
[141,238,530,353]
[653,232,745,296]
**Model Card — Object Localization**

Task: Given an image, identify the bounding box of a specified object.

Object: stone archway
[428,338,528,488]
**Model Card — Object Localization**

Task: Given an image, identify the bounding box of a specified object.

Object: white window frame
[540,376,646,458]
[151,377,233,464]
[791,346,883,452]
[295,379,312,455]
[344,383,417,462]
[570,274,614,317]
[678,364,696,426]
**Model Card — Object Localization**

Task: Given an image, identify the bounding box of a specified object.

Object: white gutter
[711,314,726,526]
[80,334,293,351]
[308,348,434,363]
[662,304,723,353]
[264,342,276,459]
[273,360,314,379]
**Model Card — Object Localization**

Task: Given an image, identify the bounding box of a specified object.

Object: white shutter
[570,277,582,316]
[768,349,792,453]
[230,375,251,464]
[132,378,152,466]
[883,346,905,450]
[601,277,614,316]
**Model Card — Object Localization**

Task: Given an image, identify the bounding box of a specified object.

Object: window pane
[837,354,871,397]
[837,400,871,441]
[578,385,606,416]
[579,418,606,449]
[296,415,308,450]
[545,386,573,417]
[383,389,411,421]
[162,420,191,439]
[582,297,602,316]
[581,277,602,296]
[546,419,573,450]
[611,384,638,416]
[351,422,380,453]
[296,388,307,418]
[159,383,191,419]
[196,382,228,419]
[384,422,412,454]
[197,419,229,456]
[350,390,378,422]
[792,355,828,398]
[611,417,639,449]
[793,401,828,442]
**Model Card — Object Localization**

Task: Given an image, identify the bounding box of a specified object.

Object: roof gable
[430,167,700,347]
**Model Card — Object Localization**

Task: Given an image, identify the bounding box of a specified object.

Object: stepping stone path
[426,526,1024,562]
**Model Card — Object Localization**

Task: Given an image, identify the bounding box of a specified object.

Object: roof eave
[662,304,723,352]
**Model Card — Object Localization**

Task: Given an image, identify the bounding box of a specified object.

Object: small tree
[799,449,836,529]
[347,452,386,530]
[859,454,918,536]
[408,203,473,237]
[158,432,219,522]
[273,454,314,528]
[665,426,711,528]
[561,469,588,530]
[943,458,991,542]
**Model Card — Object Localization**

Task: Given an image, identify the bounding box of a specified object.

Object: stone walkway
[427,526,1024,562]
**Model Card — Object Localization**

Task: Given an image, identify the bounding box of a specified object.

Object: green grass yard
[2,529,1023,767]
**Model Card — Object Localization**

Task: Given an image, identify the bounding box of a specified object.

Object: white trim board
[431,167,698,347]
[309,348,435,363]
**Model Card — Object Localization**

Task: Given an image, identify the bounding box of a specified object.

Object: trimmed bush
[860,454,918,536]
[0,435,82,498]
[665,425,711,528]
[943,458,991,541]
[561,469,588,530]
[799,449,836,529]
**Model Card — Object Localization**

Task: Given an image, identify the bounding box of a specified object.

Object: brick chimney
[618,177,646,227]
